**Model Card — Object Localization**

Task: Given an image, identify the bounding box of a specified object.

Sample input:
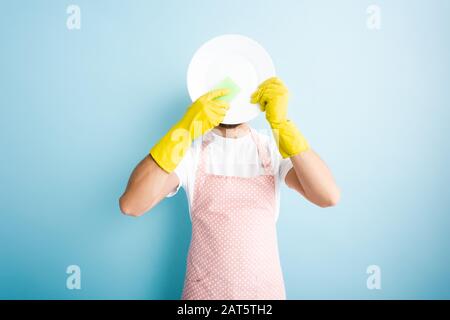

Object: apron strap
[197,133,213,178]
[249,128,273,176]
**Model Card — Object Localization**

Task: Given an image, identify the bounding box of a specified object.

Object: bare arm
[119,155,179,217]
[285,149,340,208]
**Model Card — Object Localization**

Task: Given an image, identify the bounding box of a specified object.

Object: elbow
[119,195,146,217]
[318,189,341,208]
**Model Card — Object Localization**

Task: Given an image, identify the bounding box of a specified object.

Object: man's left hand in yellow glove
[250,77,340,208]
[251,77,310,158]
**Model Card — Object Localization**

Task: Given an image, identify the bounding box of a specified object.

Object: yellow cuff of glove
[271,120,310,158]
[150,121,193,173]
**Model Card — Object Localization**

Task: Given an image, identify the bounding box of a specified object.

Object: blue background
[1,0,449,299]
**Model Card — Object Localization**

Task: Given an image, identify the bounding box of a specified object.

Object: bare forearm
[290,149,340,207]
[119,155,170,216]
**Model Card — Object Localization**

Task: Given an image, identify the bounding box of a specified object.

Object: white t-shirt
[167,128,293,221]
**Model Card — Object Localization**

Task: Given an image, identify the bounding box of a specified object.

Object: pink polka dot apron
[181,128,286,300]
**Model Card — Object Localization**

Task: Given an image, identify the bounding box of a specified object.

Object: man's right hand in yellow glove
[150,89,230,173]
[119,89,229,216]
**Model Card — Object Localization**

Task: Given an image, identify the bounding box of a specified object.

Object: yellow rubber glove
[251,77,310,158]
[150,89,230,172]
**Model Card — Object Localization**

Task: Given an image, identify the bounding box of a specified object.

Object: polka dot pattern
[181,129,286,300]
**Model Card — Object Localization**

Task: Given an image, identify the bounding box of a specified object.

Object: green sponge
[212,76,241,102]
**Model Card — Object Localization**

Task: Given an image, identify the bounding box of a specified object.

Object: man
[119,77,340,299]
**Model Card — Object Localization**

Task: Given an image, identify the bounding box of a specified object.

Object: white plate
[187,34,276,124]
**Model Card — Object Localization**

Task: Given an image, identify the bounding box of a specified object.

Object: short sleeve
[265,132,294,184]
[279,157,293,183]
[165,179,181,198]
[165,147,192,198]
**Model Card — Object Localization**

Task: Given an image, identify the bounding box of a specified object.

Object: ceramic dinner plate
[187,34,276,124]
